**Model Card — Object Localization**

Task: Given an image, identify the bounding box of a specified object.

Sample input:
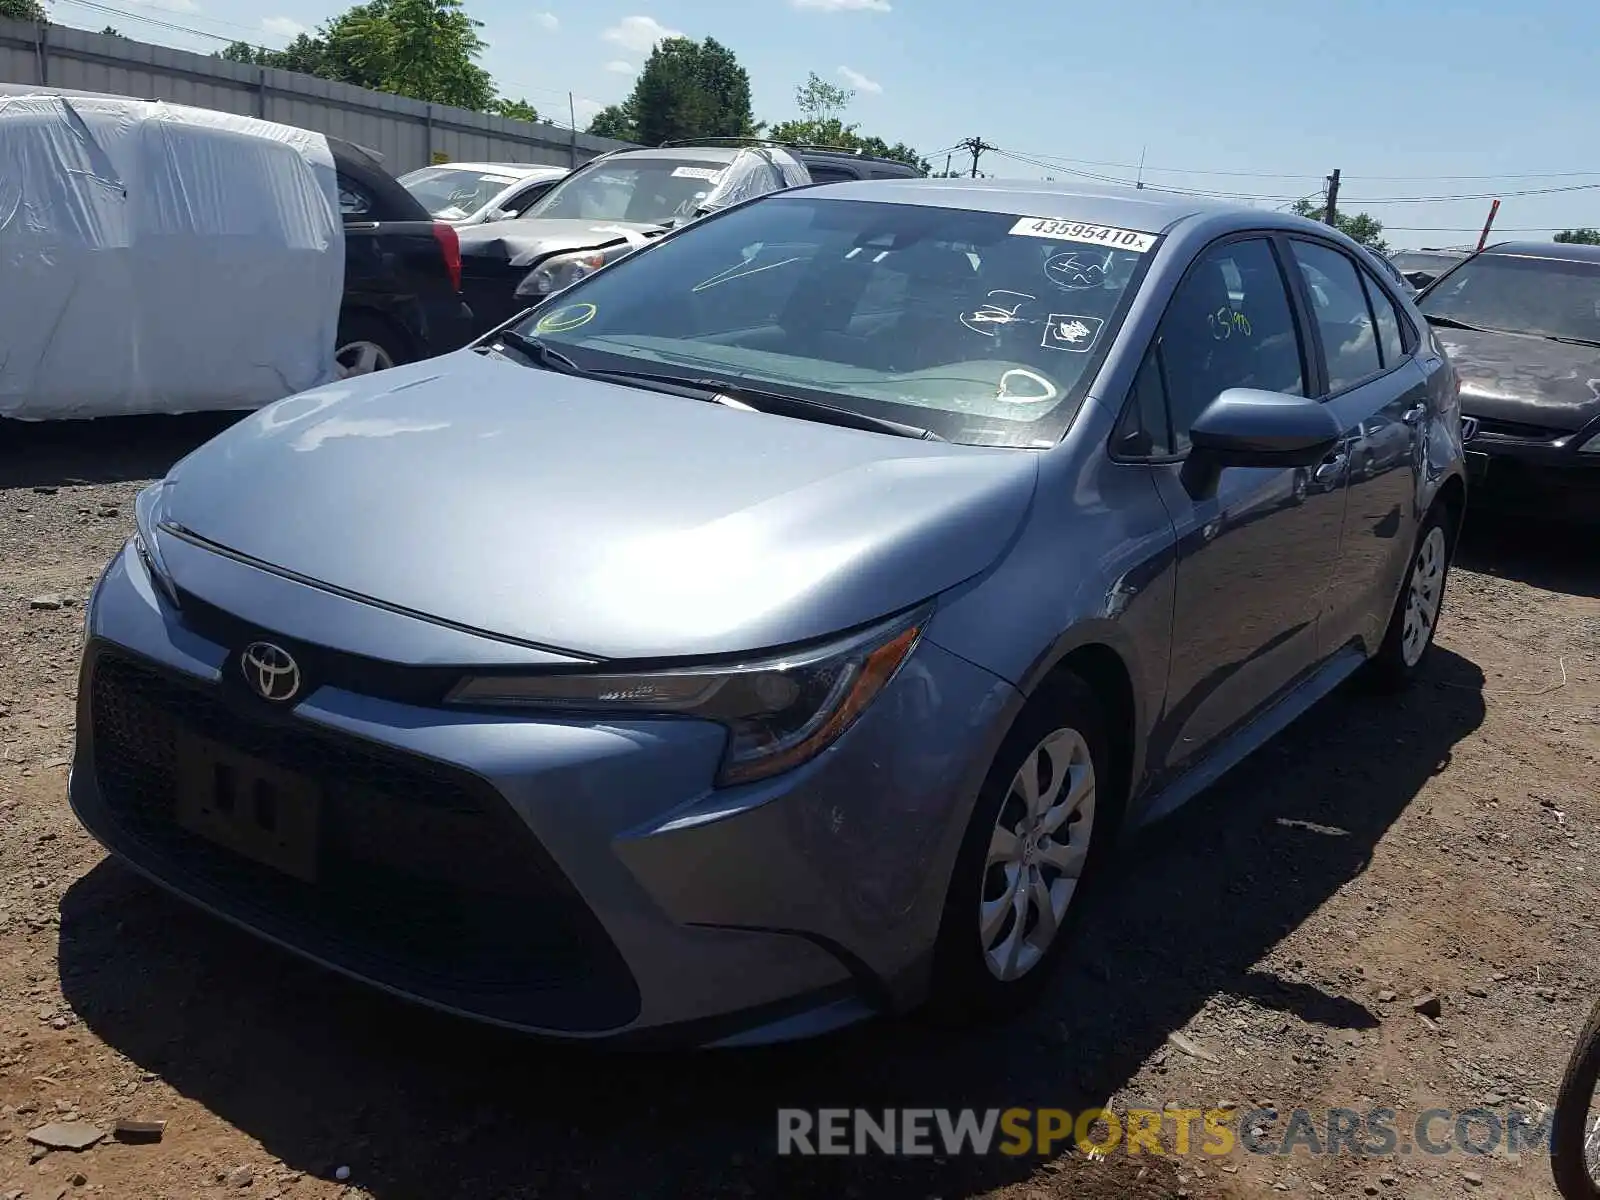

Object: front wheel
[928,673,1118,1022]
[334,312,409,379]
[1552,998,1600,1200]
[1367,505,1454,691]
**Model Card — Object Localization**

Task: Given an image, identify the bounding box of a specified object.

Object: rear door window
[1288,240,1384,392]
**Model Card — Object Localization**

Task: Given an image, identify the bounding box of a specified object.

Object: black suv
[329,138,475,376]
[788,145,925,183]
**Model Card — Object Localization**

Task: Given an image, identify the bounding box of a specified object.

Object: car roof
[600,146,749,165]
[1481,239,1600,263]
[786,177,1267,231]
[431,161,566,176]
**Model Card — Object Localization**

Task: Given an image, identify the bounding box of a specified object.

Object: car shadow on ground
[56,644,1487,1200]
[1456,508,1600,600]
[0,413,245,489]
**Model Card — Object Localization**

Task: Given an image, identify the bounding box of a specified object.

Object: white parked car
[397,161,569,225]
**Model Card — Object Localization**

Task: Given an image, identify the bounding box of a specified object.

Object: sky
[38,0,1600,249]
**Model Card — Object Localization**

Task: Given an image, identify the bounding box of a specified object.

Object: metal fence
[0,17,635,174]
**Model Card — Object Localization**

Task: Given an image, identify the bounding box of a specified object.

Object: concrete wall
[0,18,635,174]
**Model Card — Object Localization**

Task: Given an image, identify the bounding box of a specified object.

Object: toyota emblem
[240,641,302,703]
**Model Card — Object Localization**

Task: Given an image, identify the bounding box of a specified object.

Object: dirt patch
[1,416,1596,1200]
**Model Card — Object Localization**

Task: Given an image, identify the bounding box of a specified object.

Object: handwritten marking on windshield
[960,290,1036,337]
[1044,250,1113,290]
[1040,313,1104,353]
[994,368,1058,404]
[691,256,805,293]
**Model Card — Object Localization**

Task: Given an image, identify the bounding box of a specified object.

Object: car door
[1282,238,1433,656]
[1112,235,1348,783]
[338,175,390,302]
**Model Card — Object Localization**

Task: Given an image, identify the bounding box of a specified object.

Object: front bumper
[1460,411,1600,518]
[69,543,1014,1046]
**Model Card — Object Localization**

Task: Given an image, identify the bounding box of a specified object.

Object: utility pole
[1136,144,1146,190]
[943,152,952,178]
[1324,168,1341,227]
[956,136,997,179]
[568,92,578,168]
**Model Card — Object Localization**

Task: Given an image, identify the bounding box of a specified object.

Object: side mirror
[1179,388,1343,501]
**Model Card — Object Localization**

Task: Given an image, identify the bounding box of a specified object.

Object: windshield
[509,196,1154,447]
[525,158,736,225]
[1391,252,1462,274]
[1418,252,1600,341]
[398,166,522,219]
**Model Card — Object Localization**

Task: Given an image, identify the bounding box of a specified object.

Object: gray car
[70,179,1468,1047]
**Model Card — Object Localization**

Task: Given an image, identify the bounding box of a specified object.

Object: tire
[334,311,410,379]
[1551,998,1600,1200]
[1366,503,1455,692]
[928,672,1120,1023]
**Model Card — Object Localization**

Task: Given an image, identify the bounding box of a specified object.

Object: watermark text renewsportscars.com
[777,1106,1552,1158]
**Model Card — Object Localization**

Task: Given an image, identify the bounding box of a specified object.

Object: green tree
[1554,228,1600,245]
[100,25,124,35]
[609,36,754,145]
[795,70,852,122]
[489,97,538,122]
[214,0,528,115]
[0,0,46,20]
[1292,198,1389,254]
[762,72,928,171]
[586,103,636,140]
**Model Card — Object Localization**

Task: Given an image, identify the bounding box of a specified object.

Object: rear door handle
[1401,403,1427,426]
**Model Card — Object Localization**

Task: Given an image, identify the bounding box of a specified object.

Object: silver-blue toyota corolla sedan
[71,179,1468,1047]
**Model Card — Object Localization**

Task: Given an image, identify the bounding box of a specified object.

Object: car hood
[456,217,666,268]
[1436,326,1600,433]
[161,352,1040,661]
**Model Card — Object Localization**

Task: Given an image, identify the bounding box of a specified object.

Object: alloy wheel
[980,726,1096,982]
[334,340,396,379]
[1586,1084,1600,1188]
[1401,525,1447,667]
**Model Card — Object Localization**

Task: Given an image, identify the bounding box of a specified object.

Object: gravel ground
[1,413,1596,1200]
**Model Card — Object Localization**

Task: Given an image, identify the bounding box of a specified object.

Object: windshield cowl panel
[509,197,1155,448]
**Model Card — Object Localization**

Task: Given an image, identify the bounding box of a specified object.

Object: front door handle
[1313,451,1348,484]
[1401,403,1427,426]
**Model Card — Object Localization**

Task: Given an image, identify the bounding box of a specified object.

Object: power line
[958,145,1600,185]
[42,3,613,120]
[48,0,268,46]
[977,145,1600,210]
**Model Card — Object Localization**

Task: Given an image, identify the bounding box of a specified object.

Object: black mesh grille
[86,649,639,1031]
[1476,417,1561,442]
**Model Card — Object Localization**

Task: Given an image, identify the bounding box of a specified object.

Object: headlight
[132,483,179,606]
[1580,431,1600,453]
[515,245,628,298]
[447,604,931,786]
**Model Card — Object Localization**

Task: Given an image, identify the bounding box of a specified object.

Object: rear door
[338,173,459,355]
[1282,237,1433,656]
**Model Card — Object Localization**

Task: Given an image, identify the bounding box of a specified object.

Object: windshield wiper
[580,368,945,441]
[1421,314,1496,333]
[484,329,586,375]
[1544,334,1600,349]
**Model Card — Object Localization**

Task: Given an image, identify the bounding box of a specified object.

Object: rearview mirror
[1179,388,1343,501]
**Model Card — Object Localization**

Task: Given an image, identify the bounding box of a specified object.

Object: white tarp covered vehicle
[0,90,344,420]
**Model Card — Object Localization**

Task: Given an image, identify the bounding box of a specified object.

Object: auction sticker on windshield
[1008,217,1156,252]
[672,166,725,181]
